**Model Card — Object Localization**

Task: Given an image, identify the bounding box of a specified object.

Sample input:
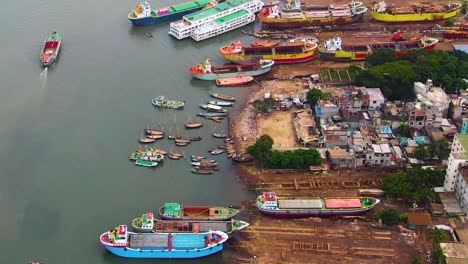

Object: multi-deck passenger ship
[169,0,264,41]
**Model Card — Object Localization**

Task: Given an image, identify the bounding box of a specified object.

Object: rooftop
[184,0,250,21]
[407,213,433,226]
[328,148,354,160]
[455,134,468,159]
[366,88,385,102]
[439,243,468,261]
[416,86,450,108]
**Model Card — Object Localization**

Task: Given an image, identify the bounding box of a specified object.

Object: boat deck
[278,199,323,209]
[154,221,230,233]
[172,234,205,249]
[129,234,168,249]
[214,10,249,25]
[185,0,250,22]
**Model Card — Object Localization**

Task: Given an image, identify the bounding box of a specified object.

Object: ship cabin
[133,2,152,18]
[107,225,128,244]
[162,203,182,218]
[140,212,154,230]
[261,192,279,208]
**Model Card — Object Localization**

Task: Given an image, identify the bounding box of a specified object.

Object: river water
[0,0,258,263]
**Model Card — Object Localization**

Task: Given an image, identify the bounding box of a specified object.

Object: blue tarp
[413,136,430,144]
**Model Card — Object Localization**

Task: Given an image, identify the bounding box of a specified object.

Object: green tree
[306,89,331,107]
[366,48,398,67]
[434,139,450,160]
[381,172,412,199]
[380,208,400,225]
[413,144,428,162]
[410,256,423,264]
[247,135,274,166]
[398,123,410,137]
[429,228,447,246]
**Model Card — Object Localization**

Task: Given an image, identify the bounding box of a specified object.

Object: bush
[399,213,408,223]
[264,149,322,169]
[380,208,400,225]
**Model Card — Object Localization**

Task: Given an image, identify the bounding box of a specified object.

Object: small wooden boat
[140,154,164,162]
[152,96,185,109]
[168,134,181,140]
[131,213,249,234]
[210,149,225,155]
[145,128,164,135]
[213,133,227,138]
[154,149,168,155]
[175,138,191,144]
[198,112,227,118]
[211,117,224,123]
[262,0,279,7]
[191,168,215,174]
[208,101,234,107]
[145,32,153,38]
[251,39,270,47]
[215,76,254,87]
[218,145,227,149]
[191,161,218,167]
[135,160,158,167]
[185,122,203,129]
[176,142,189,146]
[233,154,254,162]
[40,32,61,67]
[224,137,233,142]
[170,152,184,157]
[210,93,236,101]
[167,153,182,160]
[147,134,164,139]
[191,155,205,160]
[190,136,202,141]
[199,104,227,113]
[139,137,156,144]
[160,203,239,220]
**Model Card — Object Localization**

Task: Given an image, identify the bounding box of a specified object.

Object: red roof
[325,198,361,209]
[118,225,127,236]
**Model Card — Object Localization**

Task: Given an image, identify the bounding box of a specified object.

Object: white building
[444,131,468,214]
[366,143,392,166]
[367,88,385,110]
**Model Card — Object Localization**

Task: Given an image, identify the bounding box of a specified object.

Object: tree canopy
[306,89,331,107]
[247,135,274,166]
[265,149,322,169]
[381,168,445,203]
[380,208,400,225]
[355,49,468,100]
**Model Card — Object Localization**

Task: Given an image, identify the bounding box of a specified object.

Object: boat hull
[104,244,223,258]
[369,9,459,22]
[129,9,204,26]
[221,50,315,64]
[258,13,363,28]
[189,65,272,80]
[257,207,374,218]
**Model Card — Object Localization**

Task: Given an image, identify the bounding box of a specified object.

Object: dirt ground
[257,110,300,149]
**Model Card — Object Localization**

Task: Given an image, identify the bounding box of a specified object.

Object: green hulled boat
[152,96,184,109]
[135,160,158,167]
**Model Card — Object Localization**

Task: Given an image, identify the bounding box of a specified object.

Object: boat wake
[40,67,48,88]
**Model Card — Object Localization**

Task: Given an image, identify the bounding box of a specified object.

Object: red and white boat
[40,32,62,67]
[216,76,254,86]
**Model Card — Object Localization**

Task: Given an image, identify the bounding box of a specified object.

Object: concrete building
[454,165,468,212]
[366,144,393,166]
[367,88,385,110]
[328,148,355,168]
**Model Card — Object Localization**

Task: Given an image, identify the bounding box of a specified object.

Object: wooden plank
[293,178,299,190]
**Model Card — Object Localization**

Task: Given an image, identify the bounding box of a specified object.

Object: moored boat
[139,137,156,144]
[233,153,254,162]
[258,1,368,28]
[160,203,239,220]
[152,96,185,109]
[369,1,462,22]
[190,136,202,141]
[191,161,218,167]
[167,153,183,160]
[256,192,380,218]
[40,32,61,67]
[100,225,228,258]
[135,160,158,167]
[185,122,204,128]
[130,149,165,161]
[210,149,225,155]
[318,36,439,61]
[220,39,318,64]
[132,213,249,234]
[251,39,281,47]
[208,100,234,107]
[210,93,236,101]
[145,128,165,135]
[128,0,218,26]
[191,167,215,174]
[443,23,468,39]
[199,104,228,113]
[189,58,274,80]
[216,76,254,86]
[147,134,165,139]
[213,133,227,138]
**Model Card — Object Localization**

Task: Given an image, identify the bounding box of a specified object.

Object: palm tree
[429,228,446,245]
[414,144,428,163]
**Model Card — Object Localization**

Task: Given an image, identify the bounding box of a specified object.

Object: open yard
[257,110,300,149]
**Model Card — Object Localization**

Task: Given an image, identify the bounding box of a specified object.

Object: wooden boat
[167,153,182,160]
[191,161,218,167]
[262,0,279,7]
[160,203,239,220]
[130,149,165,161]
[175,138,191,144]
[190,136,202,141]
[135,160,158,167]
[189,58,274,80]
[224,137,233,142]
[233,154,254,162]
[443,23,468,39]
[256,192,380,218]
[220,39,318,64]
[198,112,227,118]
[369,1,462,22]
[145,128,165,135]
[100,225,228,258]
[147,134,164,140]
[131,213,249,234]
[215,76,254,86]
[208,101,234,107]
[318,36,439,61]
[199,104,227,113]
[191,155,205,160]
[251,39,281,47]
[258,1,368,28]
[152,96,185,109]
[155,149,168,155]
[213,133,227,138]
[218,145,227,149]
[185,122,204,128]
[210,149,225,155]
[176,142,189,146]
[139,137,156,143]
[40,32,61,67]
[191,168,215,174]
[168,134,181,140]
[210,93,236,101]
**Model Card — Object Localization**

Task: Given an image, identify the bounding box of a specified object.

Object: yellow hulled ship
[369,1,461,22]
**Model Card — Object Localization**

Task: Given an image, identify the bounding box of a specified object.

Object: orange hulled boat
[220,39,318,64]
[216,76,254,86]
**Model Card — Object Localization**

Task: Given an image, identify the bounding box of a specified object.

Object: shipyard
[3,0,468,263]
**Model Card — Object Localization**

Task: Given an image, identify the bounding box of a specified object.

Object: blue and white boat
[100,225,228,258]
[208,101,234,107]
[128,1,218,26]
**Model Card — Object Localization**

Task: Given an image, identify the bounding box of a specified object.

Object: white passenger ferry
[169,0,264,41]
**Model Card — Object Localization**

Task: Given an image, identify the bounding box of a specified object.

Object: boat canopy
[164,203,182,215]
[324,198,361,209]
[278,199,323,209]
[143,212,153,225]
